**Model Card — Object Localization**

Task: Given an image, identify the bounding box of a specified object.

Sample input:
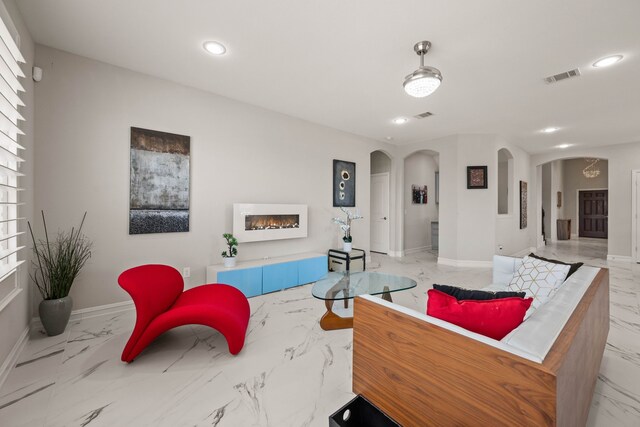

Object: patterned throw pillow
[507,256,571,309]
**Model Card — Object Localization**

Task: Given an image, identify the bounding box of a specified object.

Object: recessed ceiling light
[203,41,227,55]
[556,143,572,149]
[593,55,623,68]
[393,117,408,125]
[541,127,560,134]
[385,136,394,141]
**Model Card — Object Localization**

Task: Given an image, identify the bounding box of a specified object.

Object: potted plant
[221,233,238,268]
[332,207,363,252]
[28,211,92,336]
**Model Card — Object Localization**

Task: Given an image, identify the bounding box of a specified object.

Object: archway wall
[396,134,532,264]
[495,140,533,258]
[530,141,640,259]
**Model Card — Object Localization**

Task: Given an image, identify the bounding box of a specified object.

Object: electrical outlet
[182,267,191,278]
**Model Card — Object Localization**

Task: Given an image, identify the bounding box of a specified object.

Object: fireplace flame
[245,214,300,231]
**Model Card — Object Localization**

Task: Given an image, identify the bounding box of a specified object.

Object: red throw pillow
[426,289,533,340]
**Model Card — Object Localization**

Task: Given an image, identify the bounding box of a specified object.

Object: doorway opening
[538,158,608,242]
[370,151,391,254]
[403,150,439,254]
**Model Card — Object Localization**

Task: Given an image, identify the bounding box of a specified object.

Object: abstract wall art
[333,159,356,207]
[520,180,528,229]
[412,185,428,204]
[129,127,190,234]
[467,166,488,189]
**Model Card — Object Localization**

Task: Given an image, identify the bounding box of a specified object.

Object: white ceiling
[16,0,640,153]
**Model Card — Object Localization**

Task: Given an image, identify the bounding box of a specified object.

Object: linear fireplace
[233,204,308,242]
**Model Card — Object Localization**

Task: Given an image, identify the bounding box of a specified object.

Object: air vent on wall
[544,68,581,84]
[414,111,434,119]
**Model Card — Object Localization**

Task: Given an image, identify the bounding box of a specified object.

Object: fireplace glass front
[245,214,300,231]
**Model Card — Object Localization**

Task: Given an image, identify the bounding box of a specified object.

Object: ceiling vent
[414,111,434,119]
[544,68,581,84]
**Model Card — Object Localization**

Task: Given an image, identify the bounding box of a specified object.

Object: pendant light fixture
[583,159,601,178]
[403,41,443,98]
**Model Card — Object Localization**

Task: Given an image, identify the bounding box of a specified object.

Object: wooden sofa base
[352,269,609,426]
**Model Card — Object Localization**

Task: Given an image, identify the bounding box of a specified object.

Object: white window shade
[0,10,25,300]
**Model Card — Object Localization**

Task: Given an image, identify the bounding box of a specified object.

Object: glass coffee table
[311,271,417,330]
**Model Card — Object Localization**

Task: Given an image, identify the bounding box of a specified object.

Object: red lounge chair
[118,264,250,362]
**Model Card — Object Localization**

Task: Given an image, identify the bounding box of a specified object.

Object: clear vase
[343,242,352,252]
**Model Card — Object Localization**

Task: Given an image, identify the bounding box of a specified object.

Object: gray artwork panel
[130,149,189,209]
[129,127,190,234]
[333,159,356,207]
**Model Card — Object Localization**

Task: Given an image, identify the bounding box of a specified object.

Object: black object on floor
[329,395,400,427]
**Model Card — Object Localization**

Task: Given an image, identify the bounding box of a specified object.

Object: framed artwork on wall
[557,191,562,208]
[520,180,528,229]
[412,185,428,204]
[333,159,356,207]
[129,127,190,234]
[467,166,488,189]
[435,171,439,204]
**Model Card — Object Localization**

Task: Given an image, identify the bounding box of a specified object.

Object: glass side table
[311,271,417,330]
[328,248,366,272]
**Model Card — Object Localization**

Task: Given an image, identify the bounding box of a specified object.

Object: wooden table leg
[381,285,393,303]
[320,298,354,331]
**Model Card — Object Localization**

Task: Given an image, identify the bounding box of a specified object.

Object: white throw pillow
[508,256,570,309]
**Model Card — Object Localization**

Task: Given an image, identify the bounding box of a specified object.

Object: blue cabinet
[217,267,263,298]
[298,256,327,284]
[263,261,299,294]
[207,253,328,298]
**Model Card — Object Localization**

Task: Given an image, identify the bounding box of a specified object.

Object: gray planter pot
[39,296,73,336]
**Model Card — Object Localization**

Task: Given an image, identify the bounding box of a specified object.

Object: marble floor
[0,239,638,426]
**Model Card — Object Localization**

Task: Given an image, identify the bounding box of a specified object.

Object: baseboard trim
[404,246,431,255]
[0,326,29,391]
[31,300,134,332]
[388,250,404,258]
[607,255,634,263]
[512,247,536,257]
[437,257,493,268]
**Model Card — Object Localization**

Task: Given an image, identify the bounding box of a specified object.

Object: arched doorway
[402,150,439,254]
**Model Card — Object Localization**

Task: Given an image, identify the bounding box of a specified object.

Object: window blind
[0,11,25,295]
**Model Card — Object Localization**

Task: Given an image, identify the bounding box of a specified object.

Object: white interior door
[370,173,390,253]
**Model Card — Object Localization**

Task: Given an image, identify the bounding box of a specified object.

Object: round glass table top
[311,271,417,301]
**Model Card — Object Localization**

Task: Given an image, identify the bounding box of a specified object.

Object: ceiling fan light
[403,67,442,98]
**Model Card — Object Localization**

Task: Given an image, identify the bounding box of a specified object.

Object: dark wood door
[579,190,608,238]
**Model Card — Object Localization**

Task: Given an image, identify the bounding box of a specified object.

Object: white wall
[403,151,438,251]
[562,158,608,235]
[396,135,531,263]
[541,163,551,241]
[494,142,531,257]
[0,0,34,373]
[33,45,390,310]
[531,141,640,258]
[537,160,565,244]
